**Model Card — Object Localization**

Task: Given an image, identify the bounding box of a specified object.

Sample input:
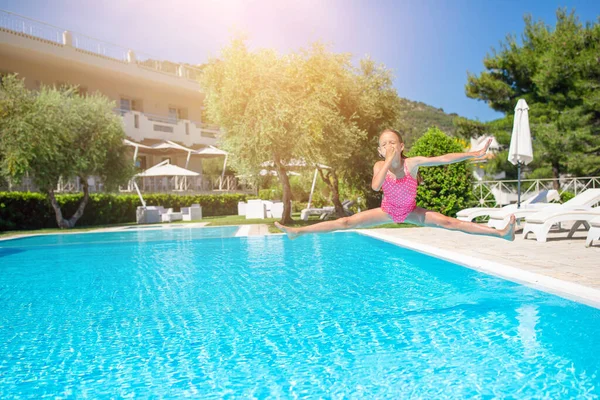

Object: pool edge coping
[0,222,224,242]
[356,229,600,309]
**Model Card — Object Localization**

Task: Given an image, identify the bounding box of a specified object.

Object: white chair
[237,201,246,216]
[262,200,274,218]
[457,190,559,222]
[181,204,202,221]
[488,188,600,229]
[136,206,161,224]
[245,199,266,219]
[585,217,600,248]
[161,208,183,223]
[270,201,289,219]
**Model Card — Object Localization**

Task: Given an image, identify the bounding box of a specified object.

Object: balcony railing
[0,9,203,82]
[0,9,62,44]
[114,109,220,144]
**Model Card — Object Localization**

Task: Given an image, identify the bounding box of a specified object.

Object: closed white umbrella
[508,99,533,208]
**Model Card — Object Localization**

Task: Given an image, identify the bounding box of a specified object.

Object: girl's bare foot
[274,222,299,240]
[500,215,516,241]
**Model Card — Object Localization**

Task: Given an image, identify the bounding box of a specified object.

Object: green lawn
[0,213,416,239]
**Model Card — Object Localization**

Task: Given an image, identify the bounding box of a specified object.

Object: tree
[0,75,134,228]
[407,128,475,216]
[301,47,400,217]
[453,116,488,140]
[200,40,328,223]
[333,58,401,210]
[466,9,600,188]
[200,40,400,222]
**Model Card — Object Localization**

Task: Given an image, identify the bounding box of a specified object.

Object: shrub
[407,127,475,216]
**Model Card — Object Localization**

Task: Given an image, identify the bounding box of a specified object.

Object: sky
[1,0,597,122]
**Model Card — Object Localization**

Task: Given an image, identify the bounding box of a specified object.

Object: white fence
[474,176,600,207]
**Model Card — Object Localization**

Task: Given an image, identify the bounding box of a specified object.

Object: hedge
[0,192,247,231]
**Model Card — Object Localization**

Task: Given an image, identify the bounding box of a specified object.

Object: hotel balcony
[118,109,219,147]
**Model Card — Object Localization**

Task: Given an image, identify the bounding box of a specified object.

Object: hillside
[395,98,458,146]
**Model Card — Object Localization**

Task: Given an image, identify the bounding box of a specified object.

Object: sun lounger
[488,188,600,230]
[457,190,559,222]
[521,207,600,243]
[301,200,355,221]
[585,217,600,248]
[300,206,334,221]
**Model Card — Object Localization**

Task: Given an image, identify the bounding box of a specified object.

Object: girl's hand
[473,138,492,158]
[384,145,397,164]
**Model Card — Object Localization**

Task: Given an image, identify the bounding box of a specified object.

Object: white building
[0,9,235,192]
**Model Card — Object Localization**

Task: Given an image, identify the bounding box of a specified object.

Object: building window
[134,114,140,129]
[153,124,173,133]
[120,98,131,112]
[168,106,188,123]
[185,122,189,135]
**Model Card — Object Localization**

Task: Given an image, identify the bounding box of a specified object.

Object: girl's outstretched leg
[405,207,516,241]
[275,208,393,240]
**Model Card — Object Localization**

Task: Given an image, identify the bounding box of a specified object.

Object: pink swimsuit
[381,161,418,223]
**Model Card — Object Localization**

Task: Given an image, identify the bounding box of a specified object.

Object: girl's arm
[410,138,491,168]
[371,147,396,191]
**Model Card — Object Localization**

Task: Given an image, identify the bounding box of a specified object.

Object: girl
[275,128,516,241]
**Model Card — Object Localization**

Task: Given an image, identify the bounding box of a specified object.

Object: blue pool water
[0,229,599,398]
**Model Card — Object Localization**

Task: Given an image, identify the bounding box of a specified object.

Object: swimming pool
[1,229,599,398]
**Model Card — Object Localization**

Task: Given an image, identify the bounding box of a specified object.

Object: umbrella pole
[220,154,228,191]
[307,168,318,209]
[517,161,521,209]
